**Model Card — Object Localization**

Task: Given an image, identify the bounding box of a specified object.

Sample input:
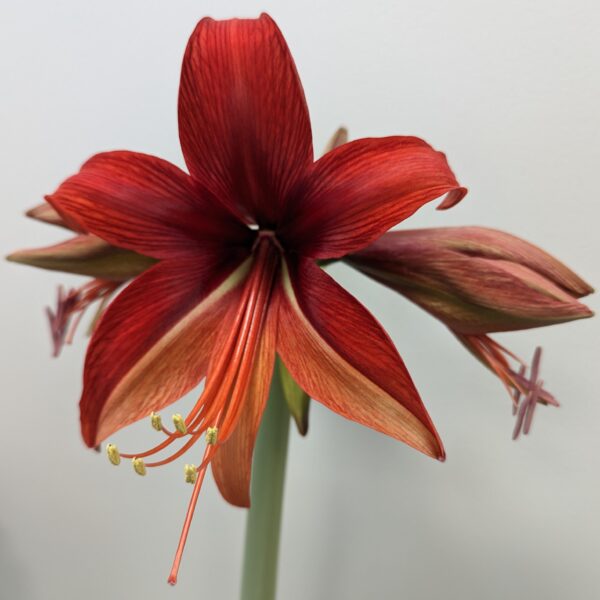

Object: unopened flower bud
[7,234,156,281]
[347,227,593,334]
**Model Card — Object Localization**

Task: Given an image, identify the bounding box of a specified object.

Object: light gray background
[1,1,598,599]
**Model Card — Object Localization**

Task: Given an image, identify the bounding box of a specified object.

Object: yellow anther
[150,412,163,431]
[184,464,198,484]
[132,457,147,476]
[106,443,121,466]
[205,426,219,445]
[172,413,187,435]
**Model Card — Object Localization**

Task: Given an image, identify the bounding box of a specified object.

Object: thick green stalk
[240,360,290,600]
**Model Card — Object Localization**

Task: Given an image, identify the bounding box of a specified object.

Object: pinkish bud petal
[25,202,70,229]
[323,126,348,154]
[7,234,156,281]
[347,227,593,334]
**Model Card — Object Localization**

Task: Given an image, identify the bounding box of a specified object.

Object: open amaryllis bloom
[30,14,466,582]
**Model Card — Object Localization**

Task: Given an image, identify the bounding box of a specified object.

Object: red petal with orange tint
[276,258,444,459]
[211,305,278,507]
[80,251,251,447]
[48,151,250,259]
[280,137,466,258]
[178,14,313,225]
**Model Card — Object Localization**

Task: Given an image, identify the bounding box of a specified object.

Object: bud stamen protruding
[456,334,558,439]
[46,280,119,357]
[512,347,544,439]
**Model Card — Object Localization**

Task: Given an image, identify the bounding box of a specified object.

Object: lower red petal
[80,250,250,447]
[275,258,444,459]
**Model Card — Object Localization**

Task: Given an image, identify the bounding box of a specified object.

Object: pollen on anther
[132,457,147,476]
[205,426,219,445]
[106,443,121,466]
[172,413,187,435]
[150,412,163,431]
[184,464,198,484]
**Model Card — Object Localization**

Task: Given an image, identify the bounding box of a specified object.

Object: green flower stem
[240,359,290,600]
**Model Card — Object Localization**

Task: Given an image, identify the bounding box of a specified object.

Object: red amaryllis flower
[33,14,466,581]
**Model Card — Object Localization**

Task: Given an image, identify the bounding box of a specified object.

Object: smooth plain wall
[1,1,598,599]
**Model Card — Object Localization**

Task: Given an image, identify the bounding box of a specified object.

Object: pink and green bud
[8,203,156,355]
[348,226,594,438]
[7,234,156,281]
[347,226,593,334]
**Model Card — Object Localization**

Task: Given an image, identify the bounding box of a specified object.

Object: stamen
[184,464,198,484]
[512,365,527,415]
[456,334,558,439]
[168,445,213,586]
[172,414,187,435]
[523,381,542,435]
[513,347,544,439]
[118,248,274,468]
[46,279,120,357]
[106,237,281,584]
[132,457,147,476]
[205,427,218,445]
[106,443,121,466]
[150,412,163,431]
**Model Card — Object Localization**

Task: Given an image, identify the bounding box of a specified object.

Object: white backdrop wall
[1,1,598,599]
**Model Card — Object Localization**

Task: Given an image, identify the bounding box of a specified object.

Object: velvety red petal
[275,257,444,459]
[280,137,466,258]
[47,151,250,259]
[80,251,251,447]
[178,14,313,225]
[211,305,278,507]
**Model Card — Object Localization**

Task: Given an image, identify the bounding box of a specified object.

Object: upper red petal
[280,136,467,258]
[47,151,251,259]
[79,250,250,447]
[275,257,444,459]
[178,14,313,225]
